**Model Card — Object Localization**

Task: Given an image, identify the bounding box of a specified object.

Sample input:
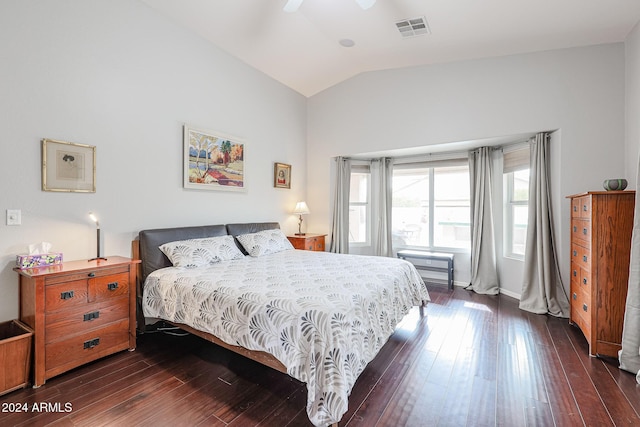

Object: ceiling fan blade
[355,0,376,10]
[283,0,304,13]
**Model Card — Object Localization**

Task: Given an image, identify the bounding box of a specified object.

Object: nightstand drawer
[287,234,326,252]
[45,297,129,344]
[45,280,90,311]
[45,319,130,376]
[94,273,129,301]
[305,236,325,251]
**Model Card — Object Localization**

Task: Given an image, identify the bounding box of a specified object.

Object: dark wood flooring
[2,284,640,426]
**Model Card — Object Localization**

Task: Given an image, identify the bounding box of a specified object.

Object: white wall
[307,44,626,297]
[626,22,640,184]
[0,0,307,322]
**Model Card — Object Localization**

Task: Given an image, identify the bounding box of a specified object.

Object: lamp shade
[293,201,310,215]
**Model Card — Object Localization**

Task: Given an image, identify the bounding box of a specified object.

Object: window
[392,163,470,250]
[503,145,530,258]
[349,167,370,244]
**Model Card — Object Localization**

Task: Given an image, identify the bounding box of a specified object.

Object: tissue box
[16,253,63,269]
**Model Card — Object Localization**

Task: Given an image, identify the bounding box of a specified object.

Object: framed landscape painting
[183,125,245,192]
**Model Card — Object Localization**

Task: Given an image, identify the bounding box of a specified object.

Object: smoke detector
[395,16,430,38]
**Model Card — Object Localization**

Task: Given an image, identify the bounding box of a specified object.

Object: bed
[134,222,429,426]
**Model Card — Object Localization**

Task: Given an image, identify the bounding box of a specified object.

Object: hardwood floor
[2,284,640,426]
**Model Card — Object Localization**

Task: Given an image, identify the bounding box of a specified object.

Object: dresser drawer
[45,280,90,311]
[45,297,129,344]
[304,236,325,251]
[45,319,130,375]
[93,272,129,301]
[571,243,591,270]
[44,265,131,285]
[571,196,591,219]
[571,289,591,329]
[571,219,591,245]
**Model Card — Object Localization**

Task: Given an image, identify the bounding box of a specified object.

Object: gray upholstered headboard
[137,221,281,283]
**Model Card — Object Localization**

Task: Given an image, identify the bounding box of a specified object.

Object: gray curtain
[467,146,500,295]
[619,154,640,380]
[519,133,569,317]
[372,157,394,257]
[329,156,351,254]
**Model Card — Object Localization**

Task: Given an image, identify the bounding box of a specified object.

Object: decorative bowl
[603,179,628,191]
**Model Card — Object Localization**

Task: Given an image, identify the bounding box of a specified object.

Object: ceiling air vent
[395,16,430,38]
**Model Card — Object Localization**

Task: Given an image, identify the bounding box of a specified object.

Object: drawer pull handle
[60,291,74,300]
[83,311,100,321]
[573,293,577,300]
[583,255,587,262]
[583,278,588,285]
[583,228,587,235]
[88,272,96,278]
[573,226,577,232]
[83,338,100,349]
[573,270,577,277]
[583,303,588,312]
[107,282,119,291]
[573,205,577,212]
[573,250,577,257]
[583,205,588,211]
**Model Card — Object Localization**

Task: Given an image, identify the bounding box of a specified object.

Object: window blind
[503,143,530,173]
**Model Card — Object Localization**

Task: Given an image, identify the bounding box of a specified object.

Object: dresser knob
[88,272,96,278]
[573,250,577,257]
[107,282,119,291]
[573,226,577,233]
[583,205,588,211]
[573,270,577,277]
[583,278,588,285]
[573,293,577,300]
[583,303,588,312]
[583,228,587,235]
[583,255,587,262]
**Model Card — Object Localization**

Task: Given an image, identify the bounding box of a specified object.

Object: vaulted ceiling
[140,0,640,97]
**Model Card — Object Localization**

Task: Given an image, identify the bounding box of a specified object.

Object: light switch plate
[7,209,21,226]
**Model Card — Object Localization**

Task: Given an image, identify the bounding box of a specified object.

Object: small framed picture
[274,162,291,189]
[42,138,96,192]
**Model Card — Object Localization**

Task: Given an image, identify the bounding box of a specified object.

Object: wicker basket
[0,320,33,395]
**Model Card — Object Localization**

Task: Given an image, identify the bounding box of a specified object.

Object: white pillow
[159,235,244,268]
[236,229,294,257]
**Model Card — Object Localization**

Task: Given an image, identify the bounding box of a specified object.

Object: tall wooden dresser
[567,191,635,357]
[15,256,138,387]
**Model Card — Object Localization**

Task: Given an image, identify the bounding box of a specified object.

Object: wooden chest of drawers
[15,256,138,387]
[287,234,326,251]
[567,191,635,357]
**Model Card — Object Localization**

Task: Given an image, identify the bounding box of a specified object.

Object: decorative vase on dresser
[567,191,635,358]
[14,256,139,387]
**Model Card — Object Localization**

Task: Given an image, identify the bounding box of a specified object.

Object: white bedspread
[142,249,429,426]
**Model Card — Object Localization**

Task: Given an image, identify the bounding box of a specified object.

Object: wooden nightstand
[14,256,139,387]
[287,234,326,251]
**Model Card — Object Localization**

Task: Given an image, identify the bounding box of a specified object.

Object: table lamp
[293,201,310,236]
